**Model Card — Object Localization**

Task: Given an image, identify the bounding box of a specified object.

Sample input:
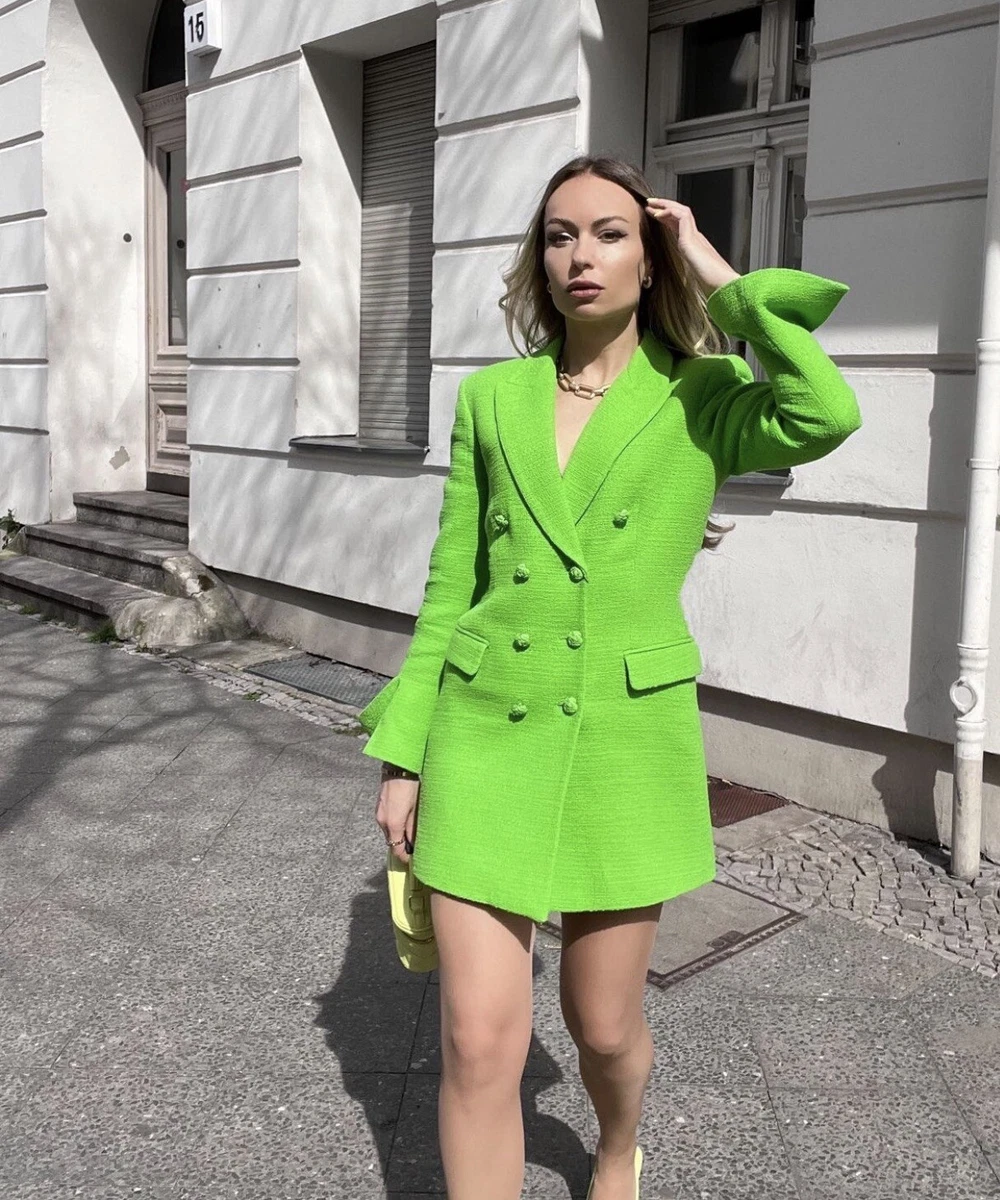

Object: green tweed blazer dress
[358,267,862,923]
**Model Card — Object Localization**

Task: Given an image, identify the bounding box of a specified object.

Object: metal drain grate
[644,901,807,991]
[246,655,388,709]
[708,775,789,828]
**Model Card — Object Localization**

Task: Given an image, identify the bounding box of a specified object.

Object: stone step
[0,555,164,632]
[72,490,188,545]
[24,521,183,592]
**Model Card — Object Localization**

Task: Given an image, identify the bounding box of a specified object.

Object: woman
[359,155,862,1200]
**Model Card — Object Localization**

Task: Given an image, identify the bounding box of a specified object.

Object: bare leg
[559,904,662,1200]
[430,888,537,1200]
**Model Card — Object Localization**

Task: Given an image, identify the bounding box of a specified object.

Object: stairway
[0,491,249,647]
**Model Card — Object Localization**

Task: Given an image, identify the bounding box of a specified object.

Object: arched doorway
[138,0,188,494]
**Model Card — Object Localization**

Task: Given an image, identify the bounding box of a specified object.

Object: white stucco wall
[0,0,50,524]
[681,0,1000,753]
[0,0,156,525]
[42,0,154,516]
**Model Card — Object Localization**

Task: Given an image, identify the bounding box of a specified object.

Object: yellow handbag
[386,847,439,972]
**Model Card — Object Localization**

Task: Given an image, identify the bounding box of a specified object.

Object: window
[358,43,437,447]
[647,0,814,481]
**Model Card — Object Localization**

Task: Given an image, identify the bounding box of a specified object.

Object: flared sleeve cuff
[706,266,850,339]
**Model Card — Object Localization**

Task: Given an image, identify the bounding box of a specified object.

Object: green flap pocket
[445,625,489,677]
[623,636,702,691]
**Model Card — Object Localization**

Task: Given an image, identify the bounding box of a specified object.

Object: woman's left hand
[645,197,742,295]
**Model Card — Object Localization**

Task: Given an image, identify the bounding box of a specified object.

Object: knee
[570,1015,634,1059]
[563,1000,648,1061]
[442,1011,529,1084]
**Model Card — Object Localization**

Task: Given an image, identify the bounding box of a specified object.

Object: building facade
[1,0,999,854]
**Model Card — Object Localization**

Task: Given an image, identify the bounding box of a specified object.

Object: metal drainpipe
[950,29,1000,880]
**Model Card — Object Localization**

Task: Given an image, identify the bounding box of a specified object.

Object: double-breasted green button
[513,633,531,651]
[513,563,530,582]
[612,509,629,528]
[509,702,528,720]
[491,511,509,532]
[568,565,585,582]
[566,631,583,649]
[561,696,579,715]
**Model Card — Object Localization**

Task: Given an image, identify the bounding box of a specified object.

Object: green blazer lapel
[495,330,676,560]
[494,339,585,570]
[559,329,675,524]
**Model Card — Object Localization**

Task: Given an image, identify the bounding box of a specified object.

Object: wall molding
[187,259,301,277]
[0,209,44,228]
[186,356,299,368]
[831,353,977,374]
[0,130,42,154]
[814,3,998,61]
[186,158,302,190]
[185,49,302,96]
[808,179,987,217]
[436,95,579,137]
[0,60,43,89]
[0,0,36,17]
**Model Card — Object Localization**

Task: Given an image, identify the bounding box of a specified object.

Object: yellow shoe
[584,1145,644,1200]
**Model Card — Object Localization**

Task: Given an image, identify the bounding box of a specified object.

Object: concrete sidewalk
[3,603,1000,1200]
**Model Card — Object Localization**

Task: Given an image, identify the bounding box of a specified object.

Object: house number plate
[184,0,222,57]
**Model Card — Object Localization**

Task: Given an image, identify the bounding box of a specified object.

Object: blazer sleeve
[356,376,489,775]
[696,266,862,481]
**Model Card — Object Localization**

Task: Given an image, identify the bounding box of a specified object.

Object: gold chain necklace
[556,353,613,399]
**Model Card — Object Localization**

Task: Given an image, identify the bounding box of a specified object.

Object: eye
[546,231,626,244]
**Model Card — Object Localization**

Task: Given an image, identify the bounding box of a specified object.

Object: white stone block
[785,369,974,515]
[683,509,979,747]
[431,245,526,361]
[436,0,580,125]
[802,198,986,357]
[0,215,44,289]
[815,0,995,46]
[0,294,45,360]
[0,0,46,82]
[434,114,579,242]
[187,170,299,269]
[807,27,994,201]
[188,447,445,615]
[0,142,42,218]
[188,270,298,359]
[0,69,42,145]
[0,364,46,431]
[186,365,296,452]
[188,62,300,179]
[0,430,48,524]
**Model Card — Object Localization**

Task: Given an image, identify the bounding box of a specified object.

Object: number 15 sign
[184,0,222,57]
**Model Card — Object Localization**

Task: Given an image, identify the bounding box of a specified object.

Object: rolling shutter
[359,42,437,445]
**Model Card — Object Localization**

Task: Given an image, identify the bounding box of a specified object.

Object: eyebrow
[544,216,629,229]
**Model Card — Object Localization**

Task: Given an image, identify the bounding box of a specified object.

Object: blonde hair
[498,154,735,551]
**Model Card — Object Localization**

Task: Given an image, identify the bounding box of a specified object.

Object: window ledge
[721,470,793,488]
[289,435,429,459]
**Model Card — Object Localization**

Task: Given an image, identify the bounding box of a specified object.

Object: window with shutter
[359,42,437,447]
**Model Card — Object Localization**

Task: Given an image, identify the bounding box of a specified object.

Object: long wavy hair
[498,154,736,551]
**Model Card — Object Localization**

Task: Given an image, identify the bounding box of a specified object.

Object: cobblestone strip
[716,815,1000,980]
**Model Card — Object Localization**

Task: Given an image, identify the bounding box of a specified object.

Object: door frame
[139,81,189,495]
